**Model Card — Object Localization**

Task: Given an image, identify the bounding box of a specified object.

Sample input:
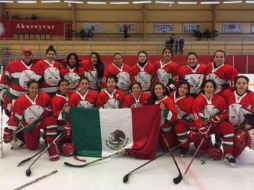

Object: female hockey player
[131,51,155,92]
[154,47,179,94]
[35,45,61,96]
[81,52,104,91]
[178,52,207,96]
[149,82,178,150]
[60,53,84,91]
[123,82,151,108]
[4,80,59,161]
[206,50,238,94]
[169,80,193,156]
[96,75,125,109]
[192,80,236,166]
[222,76,254,158]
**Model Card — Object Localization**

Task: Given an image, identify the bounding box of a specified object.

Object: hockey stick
[64,149,126,168]
[122,142,183,183]
[13,170,58,190]
[123,151,167,183]
[17,145,47,167]
[25,132,63,177]
[161,135,183,185]
[173,124,212,184]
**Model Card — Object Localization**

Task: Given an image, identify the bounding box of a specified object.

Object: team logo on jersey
[203,105,220,120]
[44,67,61,86]
[135,72,151,91]
[24,105,44,124]
[157,68,172,87]
[131,102,143,108]
[229,104,251,126]
[206,73,226,94]
[185,74,204,94]
[104,99,119,109]
[64,72,80,89]
[106,130,129,150]
[84,71,98,89]
[117,72,130,91]
[0,22,5,37]
[19,70,41,90]
[77,100,93,109]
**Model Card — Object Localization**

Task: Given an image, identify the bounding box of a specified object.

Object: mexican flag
[70,105,161,159]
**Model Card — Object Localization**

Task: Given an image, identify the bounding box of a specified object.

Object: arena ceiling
[0,0,253,5]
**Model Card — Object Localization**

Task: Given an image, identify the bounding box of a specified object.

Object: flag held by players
[70,105,161,159]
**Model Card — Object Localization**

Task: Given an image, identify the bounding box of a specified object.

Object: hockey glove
[3,127,13,143]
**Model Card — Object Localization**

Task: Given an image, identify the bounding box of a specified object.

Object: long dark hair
[149,82,165,104]
[233,75,250,93]
[201,79,217,94]
[66,53,79,68]
[90,52,104,79]
[46,45,56,55]
[176,80,190,97]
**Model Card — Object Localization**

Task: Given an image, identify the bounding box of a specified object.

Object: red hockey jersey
[222,89,252,126]
[68,90,98,109]
[169,91,193,120]
[206,62,238,94]
[192,94,228,129]
[81,60,102,90]
[178,64,207,95]
[8,92,51,130]
[131,62,156,91]
[154,60,179,89]
[60,66,84,90]
[96,89,125,109]
[123,92,151,108]
[155,96,178,125]
[0,60,41,98]
[35,59,61,94]
[102,63,131,91]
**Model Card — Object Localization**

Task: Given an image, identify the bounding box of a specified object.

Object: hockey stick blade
[64,161,89,168]
[173,174,183,184]
[123,174,129,183]
[26,168,32,177]
[17,147,46,167]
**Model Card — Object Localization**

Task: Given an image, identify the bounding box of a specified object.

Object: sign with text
[154,23,173,33]
[183,23,201,33]
[0,20,64,38]
[223,23,241,33]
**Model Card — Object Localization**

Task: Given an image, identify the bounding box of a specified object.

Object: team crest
[229,104,252,126]
[206,73,226,93]
[131,102,143,108]
[157,68,172,87]
[106,130,129,150]
[117,72,130,91]
[176,105,186,119]
[44,67,61,86]
[19,70,41,90]
[185,74,204,94]
[77,100,93,108]
[135,72,151,91]
[24,105,44,124]
[104,99,119,109]
[203,105,220,120]
[64,72,80,89]
[84,71,98,89]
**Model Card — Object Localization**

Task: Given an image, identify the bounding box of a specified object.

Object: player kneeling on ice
[192,80,236,166]
[51,79,75,157]
[149,82,178,150]
[3,80,60,161]
[221,76,254,158]
[169,80,194,157]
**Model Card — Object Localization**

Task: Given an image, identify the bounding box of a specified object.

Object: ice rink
[1,136,254,190]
